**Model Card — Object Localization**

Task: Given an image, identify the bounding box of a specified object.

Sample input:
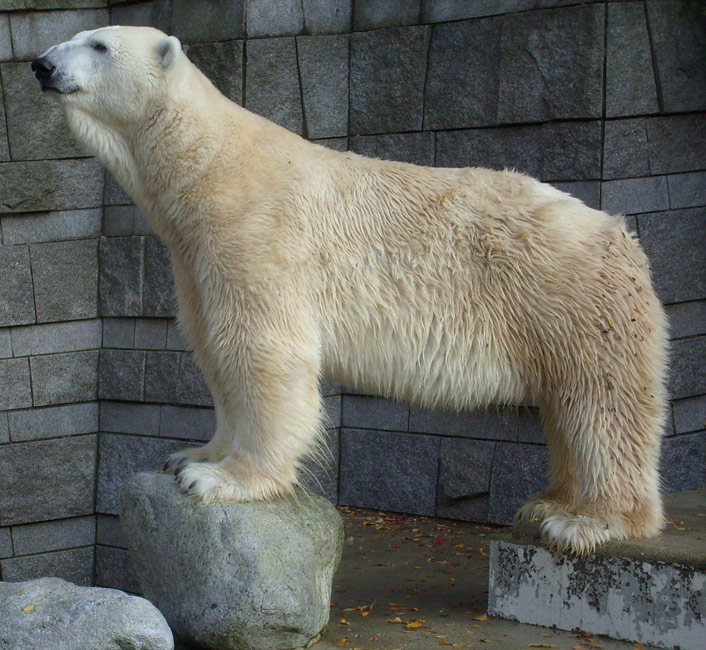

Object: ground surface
[317,507,663,650]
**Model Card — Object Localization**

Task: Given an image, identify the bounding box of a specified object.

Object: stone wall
[0,0,704,590]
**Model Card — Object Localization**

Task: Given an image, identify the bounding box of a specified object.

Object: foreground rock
[0,577,173,650]
[121,471,344,650]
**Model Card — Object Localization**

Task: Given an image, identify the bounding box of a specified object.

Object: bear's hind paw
[540,512,618,555]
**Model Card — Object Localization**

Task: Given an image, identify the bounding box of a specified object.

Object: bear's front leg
[173,304,324,504]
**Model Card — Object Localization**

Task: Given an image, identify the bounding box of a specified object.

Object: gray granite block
[96,433,187,514]
[299,427,339,504]
[323,394,341,429]
[104,172,131,206]
[9,8,109,59]
[668,336,706,401]
[302,0,351,33]
[159,404,215,441]
[0,358,32,411]
[134,318,167,350]
[166,320,189,350]
[647,114,706,176]
[660,432,706,493]
[672,395,706,436]
[31,350,98,406]
[297,34,348,139]
[96,514,125,548]
[142,237,177,317]
[638,207,706,304]
[100,401,161,435]
[353,0,420,31]
[421,0,536,22]
[498,4,604,122]
[517,407,545,444]
[409,405,518,441]
[103,205,135,236]
[488,441,549,525]
[437,437,495,522]
[2,208,102,245]
[667,171,706,210]
[95,544,141,594]
[424,17,500,130]
[320,378,341,397]
[110,0,171,32]
[0,413,8,445]
[0,159,103,213]
[172,0,244,43]
[0,14,11,62]
[646,0,706,113]
[0,546,94,586]
[0,245,34,327]
[144,351,212,407]
[350,25,429,135]
[349,132,433,166]
[0,434,96,526]
[666,300,706,340]
[102,317,134,348]
[99,237,144,317]
[30,239,98,322]
[541,121,601,182]
[186,40,243,105]
[550,181,601,211]
[98,349,146,402]
[0,83,9,162]
[601,176,669,216]
[246,0,303,37]
[603,119,650,180]
[0,329,10,359]
[311,137,347,152]
[342,394,408,431]
[8,402,98,442]
[0,527,11,559]
[436,125,542,178]
[11,516,95,555]
[339,428,439,516]
[1,61,83,160]
[12,319,101,356]
[245,37,304,136]
[606,2,658,117]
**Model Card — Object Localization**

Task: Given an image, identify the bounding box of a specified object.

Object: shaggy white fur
[39,27,669,554]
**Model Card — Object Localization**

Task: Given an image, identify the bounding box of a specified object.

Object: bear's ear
[155,35,182,69]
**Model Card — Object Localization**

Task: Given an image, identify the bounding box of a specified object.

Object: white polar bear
[33,26,668,554]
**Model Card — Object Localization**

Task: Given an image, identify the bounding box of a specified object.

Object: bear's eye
[91,42,108,53]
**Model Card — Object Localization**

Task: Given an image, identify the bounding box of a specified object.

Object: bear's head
[32,26,182,121]
[31,26,185,191]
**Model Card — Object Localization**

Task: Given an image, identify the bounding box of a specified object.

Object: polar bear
[33,26,668,554]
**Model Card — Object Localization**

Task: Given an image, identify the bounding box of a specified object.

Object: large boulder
[120,471,344,650]
[0,577,173,650]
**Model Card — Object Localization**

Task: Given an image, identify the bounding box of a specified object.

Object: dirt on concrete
[318,505,672,650]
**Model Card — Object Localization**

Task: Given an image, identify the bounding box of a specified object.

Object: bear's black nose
[31,57,55,82]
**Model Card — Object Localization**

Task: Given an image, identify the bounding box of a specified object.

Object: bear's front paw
[174,461,251,504]
[540,512,615,555]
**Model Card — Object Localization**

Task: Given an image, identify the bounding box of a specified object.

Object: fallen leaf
[332,638,348,647]
[340,618,350,626]
[540,634,553,638]
[405,619,425,629]
[572,645,583,650]
[473,614,487,621]
[22,604,35,612]
[387,617,403,624]
[528,645,557,648]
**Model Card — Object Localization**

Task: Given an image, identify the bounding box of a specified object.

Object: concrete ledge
[488,490,706,650]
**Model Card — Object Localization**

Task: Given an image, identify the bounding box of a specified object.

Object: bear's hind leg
[536,383,665,555]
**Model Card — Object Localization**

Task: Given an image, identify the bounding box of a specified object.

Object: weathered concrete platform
[488,489,706,650]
